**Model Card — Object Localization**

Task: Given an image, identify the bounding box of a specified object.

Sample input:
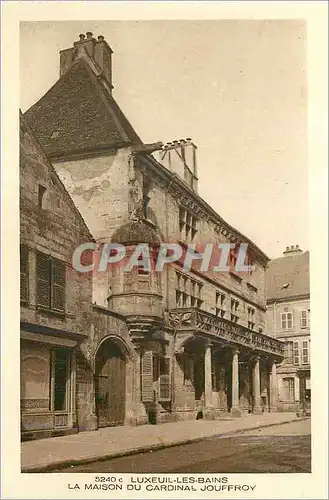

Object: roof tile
[266,251,309,301]
[24,59,141,157]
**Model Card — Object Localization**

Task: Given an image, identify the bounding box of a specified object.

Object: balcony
[167,307,284,358]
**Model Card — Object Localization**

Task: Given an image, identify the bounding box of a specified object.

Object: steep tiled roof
[266,251,310,301]
[24,59,141,158]
[20,111,94,241]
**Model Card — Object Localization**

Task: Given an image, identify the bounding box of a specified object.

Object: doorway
[95,340,126,427]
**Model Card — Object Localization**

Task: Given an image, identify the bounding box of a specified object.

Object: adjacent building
[22,32,284,435]
[266,246,310,412]
[20,114,95,440]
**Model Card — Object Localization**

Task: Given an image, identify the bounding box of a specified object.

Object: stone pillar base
[252,406,263,415]
[270,406,278,413]
[85,414,98,431]
[230,407,242,418]
[204,407,215,420]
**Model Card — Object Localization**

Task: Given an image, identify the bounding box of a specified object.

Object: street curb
[22,416,310,473]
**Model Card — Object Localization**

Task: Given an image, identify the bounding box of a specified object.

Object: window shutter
[36,253,51,308]
[141,350,154,402]
[159,357,171,401]
[293,341,300,365]
[281,313,286,329]
[20,246,29,303]
[51,259,65,312]
[301,310,308,328]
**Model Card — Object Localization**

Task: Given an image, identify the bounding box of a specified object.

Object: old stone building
[266,246,310,413]
[20,114,94,439]
[23,32,284,432]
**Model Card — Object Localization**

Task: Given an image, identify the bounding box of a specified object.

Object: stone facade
[20,115,95,439]
[22,33,284,437]
[266,247,310,413]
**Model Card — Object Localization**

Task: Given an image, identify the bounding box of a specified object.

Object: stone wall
[20,120,93,337]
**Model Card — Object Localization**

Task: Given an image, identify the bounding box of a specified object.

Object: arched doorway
[95,339,126,427]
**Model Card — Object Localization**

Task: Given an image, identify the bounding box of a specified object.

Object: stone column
[270,360,278,412]
[204,344,213,409]
[231,349,241,417]
[252,356,262,414]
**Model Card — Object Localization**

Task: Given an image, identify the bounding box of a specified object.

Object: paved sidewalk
[21,412,308,472]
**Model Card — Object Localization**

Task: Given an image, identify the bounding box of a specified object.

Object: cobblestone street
[54,419,311,474]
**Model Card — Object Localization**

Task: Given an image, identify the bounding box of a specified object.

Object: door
[95,342,126,427]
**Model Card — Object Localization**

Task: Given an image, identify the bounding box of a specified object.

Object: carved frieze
[168,308,284,357]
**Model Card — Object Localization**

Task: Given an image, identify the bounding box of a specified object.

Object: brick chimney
[155,138,198,192]
[283,245,303,256]
[60,32,113,91]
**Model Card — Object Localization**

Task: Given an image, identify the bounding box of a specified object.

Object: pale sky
[20,20,308,259]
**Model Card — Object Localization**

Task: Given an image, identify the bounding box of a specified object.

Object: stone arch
[93,334,134,371]
[175,334,198,354]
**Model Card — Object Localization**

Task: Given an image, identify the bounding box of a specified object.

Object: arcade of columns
[202,344,278,414]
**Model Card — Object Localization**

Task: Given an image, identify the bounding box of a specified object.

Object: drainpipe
[273,301,277,337]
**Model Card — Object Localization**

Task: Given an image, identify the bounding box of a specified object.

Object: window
[215,291,226,318]
[175,271,203,309]
[293,341,300,365]
[36,252,66,312]
[137,253,149,275]
[281,312,293,330]
[301,310,310,328]
[284,342,293,364]
[20,245,29,303]
[179,207,198,242]
[38,185,47,209]
[283,377,295,401]
[230,298,239,323]
[247,306,255,330]
[302,340,309,364]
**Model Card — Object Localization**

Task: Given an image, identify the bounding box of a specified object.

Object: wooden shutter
[301,310,308,328]
[159,356,171,401]
[36,253,51,308]
[51,259,65,312]
[293,341,300,365]
[141,351,154,402]
[20,246,29,303]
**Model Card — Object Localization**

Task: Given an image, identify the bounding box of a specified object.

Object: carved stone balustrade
[167,308,284,359]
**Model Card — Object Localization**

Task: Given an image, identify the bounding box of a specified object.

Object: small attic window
[281,283,290,289]
[50,130,60,139]
[38,185,47,209]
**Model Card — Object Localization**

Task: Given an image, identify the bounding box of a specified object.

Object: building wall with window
[20,115,94,439]
[266,247,310,412]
